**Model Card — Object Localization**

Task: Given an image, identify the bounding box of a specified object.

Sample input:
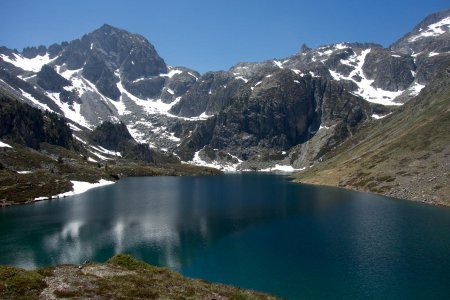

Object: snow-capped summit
[0,9,449,171]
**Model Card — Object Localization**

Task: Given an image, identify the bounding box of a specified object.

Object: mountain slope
[295,63,450,205]
[0,91,220,206]
[0,9,449,172]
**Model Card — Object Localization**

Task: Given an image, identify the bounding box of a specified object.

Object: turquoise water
[1,174,450,299]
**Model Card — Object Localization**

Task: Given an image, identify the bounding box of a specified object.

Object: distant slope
[0,91,75,150]
[295,64,450,206]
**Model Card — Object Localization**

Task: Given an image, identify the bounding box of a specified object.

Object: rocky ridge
[0,9,449,171]
[295,62,450,206]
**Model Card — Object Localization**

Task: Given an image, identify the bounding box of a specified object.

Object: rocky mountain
[0,93,75,150]
[295,62,450,205]
[0,90,219,206]
[0,9,449,171]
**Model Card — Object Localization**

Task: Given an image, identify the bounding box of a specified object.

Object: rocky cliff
[0,9,449,170]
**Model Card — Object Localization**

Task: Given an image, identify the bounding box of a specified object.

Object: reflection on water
[1,174,450,299]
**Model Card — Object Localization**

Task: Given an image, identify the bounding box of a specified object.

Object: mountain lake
[1,174,450,299]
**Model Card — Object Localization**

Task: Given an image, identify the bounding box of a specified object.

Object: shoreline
[33,179,116,201]
[5,169,446,208]
[293,178,450,207]
[0,179,117,208]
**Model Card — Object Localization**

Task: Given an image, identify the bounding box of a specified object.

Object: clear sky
[1,0,448,73]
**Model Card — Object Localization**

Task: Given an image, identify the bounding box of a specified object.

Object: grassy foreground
[0,254,277,300]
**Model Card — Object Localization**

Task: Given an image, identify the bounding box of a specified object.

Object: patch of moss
[53,289,83,298]
[95,254,276,299]
[0,266,47,299]
[107,254,160,272]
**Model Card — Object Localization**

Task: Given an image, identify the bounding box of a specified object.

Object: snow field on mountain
[409,16,450,42]
[0,53,57,72]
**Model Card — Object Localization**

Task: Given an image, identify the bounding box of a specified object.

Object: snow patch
[19,89,53,111]
[73,135,87,145]
[68,123,82,132]
[330,49,403,106]
[34,179,115,201]
[45,91,93,128]
[118,82,211,121]
[235,75,248,83]
[0,140,12,148]
[0,53,57,72]
[260,164,305,173]
[273,60,284,68]
[88,150,112,161]
[90,145,121,157]
[188,72,198,80]
[126,124,147,144]
[406,82,426,97]
[117,81,174,115]
[371,114,388,119]
[409,16,450,42]
[17,171,32,174]
[334,43,348,50]
[188,149,242,172]
[160,69,183,78]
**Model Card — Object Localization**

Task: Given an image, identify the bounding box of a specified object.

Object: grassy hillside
[295,65,450,206]
[0,254,277,299]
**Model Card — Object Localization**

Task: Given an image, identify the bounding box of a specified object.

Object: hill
[295,64,450,205]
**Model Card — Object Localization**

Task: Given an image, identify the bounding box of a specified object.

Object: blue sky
[1,0,448,73]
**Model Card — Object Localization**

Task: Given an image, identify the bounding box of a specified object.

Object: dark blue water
[1,174,450,299]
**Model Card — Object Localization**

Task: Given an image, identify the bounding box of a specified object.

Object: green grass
[0,255,277,299]
[0,266,47,300]
[107,254,161,271]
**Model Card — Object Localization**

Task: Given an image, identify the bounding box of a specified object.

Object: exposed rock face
[0,95,74,150]
[36,65,70,92]
[390,8,450,85]
[0,9,449,170]
[362,48,415,91]
[390,9,450,55]
[177,71,375,162]
[295,63,450,206]
[88,121,155,162]
[88,121,134,151]
[170,71,246,117]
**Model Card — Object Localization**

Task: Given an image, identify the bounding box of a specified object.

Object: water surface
[1,174,450,299]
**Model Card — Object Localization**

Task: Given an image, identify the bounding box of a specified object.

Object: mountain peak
[92,24,130,36]
[390,8,450,54]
